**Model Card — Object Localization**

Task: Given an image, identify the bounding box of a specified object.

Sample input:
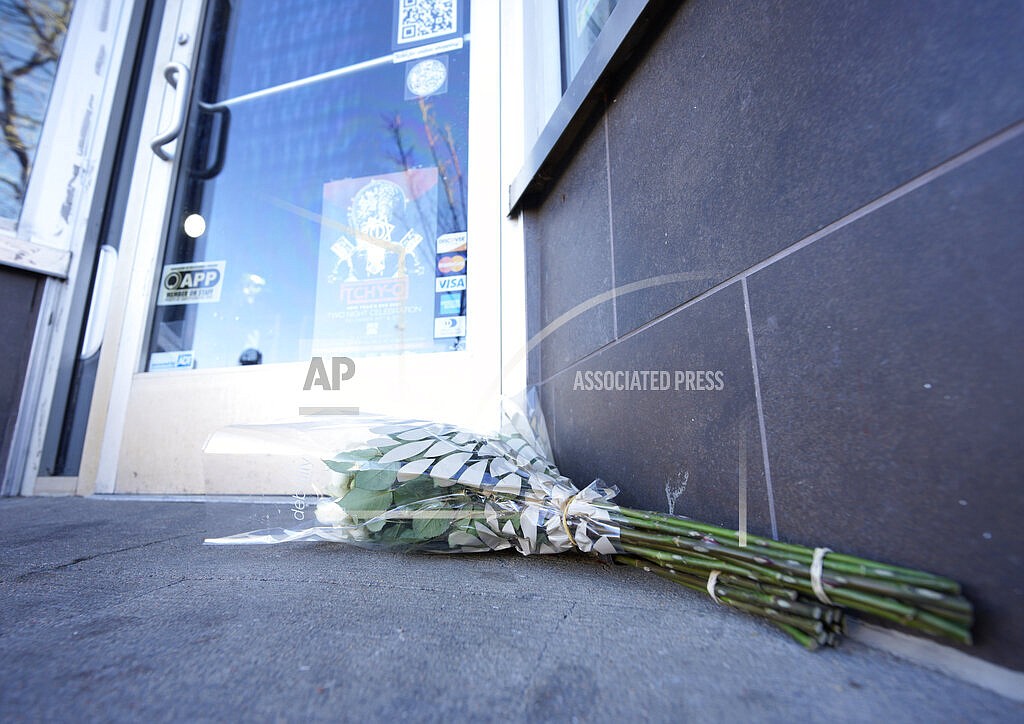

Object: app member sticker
[157,261,226,305]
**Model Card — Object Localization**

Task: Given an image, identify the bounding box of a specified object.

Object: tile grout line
[537,118,1024,387]
[738,418,748,547]
[742,278,778,540]
[603,100,619,340]
[496,6,504,400]
[731,118,1024,284]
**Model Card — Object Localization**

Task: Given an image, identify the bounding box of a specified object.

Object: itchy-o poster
[313,169,443,355]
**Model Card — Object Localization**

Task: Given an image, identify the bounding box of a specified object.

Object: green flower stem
[620,542,759,579]
[622,536,966,639]
[705,570,798,602]
[616,555,827,647]
[619,553,832,622]
[620,526,971,616]
[617,549,846,643]
[919,603,973,628]
[615,509,962,595]
[725,599,826,637]
[618,536,972,646]
[610,506,961,594]
[772,622,819,651]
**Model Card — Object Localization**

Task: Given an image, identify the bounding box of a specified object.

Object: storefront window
[0,0,74,221]
[146,0,471,370]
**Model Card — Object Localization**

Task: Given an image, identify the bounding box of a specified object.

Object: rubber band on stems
[810,547,833,605]
[559,493,579,548]
[707,570,722,604]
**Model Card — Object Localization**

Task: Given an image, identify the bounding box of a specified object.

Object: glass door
[85,0,502,494]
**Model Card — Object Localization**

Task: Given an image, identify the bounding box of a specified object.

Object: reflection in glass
[0,0,74,220]
[147,0,470,371]
[559,0,616,90]
[183,213,206,238]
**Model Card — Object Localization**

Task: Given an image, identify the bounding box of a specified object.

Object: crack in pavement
[7,533,196,582]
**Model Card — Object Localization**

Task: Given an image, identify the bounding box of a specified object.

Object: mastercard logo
[437,254,466,274]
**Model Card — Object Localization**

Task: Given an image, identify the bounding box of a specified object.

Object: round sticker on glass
[406,58,448,97]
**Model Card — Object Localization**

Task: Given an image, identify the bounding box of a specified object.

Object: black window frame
[508,0,674,214]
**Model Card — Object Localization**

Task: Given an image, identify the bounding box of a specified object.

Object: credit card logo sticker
[434,315,466,338]
[435,274,466,292]
[437,292,463,316]
[436,254,466,275]
[436,231,467,253]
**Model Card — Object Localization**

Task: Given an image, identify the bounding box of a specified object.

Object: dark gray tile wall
[544,284,774,537]
[523,0,1024,670]
[747,132,1024,668]
[604,0,1024,336]
[525,117,617,383]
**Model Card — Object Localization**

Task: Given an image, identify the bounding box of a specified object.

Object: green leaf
[324,447,383,474]
[342,447,384,460]
[323,458,356,473]
[339,487,392,519]
[412,506,452,540]
[392,477,442,507]
[377,523,407,543]
[399,527,427,543]
[353,465,399,491]
[364,517,388,533]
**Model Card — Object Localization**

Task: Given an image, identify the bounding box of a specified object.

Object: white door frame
[78,0,206,494]
[3,0,138,496]
[76,0,525,496]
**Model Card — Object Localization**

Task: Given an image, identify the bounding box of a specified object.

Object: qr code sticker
[397,0,457,45]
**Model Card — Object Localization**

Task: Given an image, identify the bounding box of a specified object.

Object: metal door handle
[150,62,192,161]
[192,102,231,179]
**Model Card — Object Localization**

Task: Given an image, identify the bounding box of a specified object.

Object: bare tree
[0,0,73,215]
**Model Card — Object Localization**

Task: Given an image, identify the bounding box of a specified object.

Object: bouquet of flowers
[206,404,972,651]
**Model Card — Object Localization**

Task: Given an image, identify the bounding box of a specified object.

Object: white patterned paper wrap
[205,413,622,557]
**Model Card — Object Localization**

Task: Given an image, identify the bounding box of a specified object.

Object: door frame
[77,0,205,494]
[3,0,142,496]
[74,0,525,496]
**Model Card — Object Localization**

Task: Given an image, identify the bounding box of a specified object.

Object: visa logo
[435,275,467,292]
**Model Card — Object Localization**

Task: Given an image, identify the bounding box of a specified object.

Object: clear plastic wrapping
[204,402,621,556]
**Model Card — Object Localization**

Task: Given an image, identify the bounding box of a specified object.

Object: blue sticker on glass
[437,291,464,316]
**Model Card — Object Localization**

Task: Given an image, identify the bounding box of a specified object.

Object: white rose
[315,500,352,526]
[325,472,352,499]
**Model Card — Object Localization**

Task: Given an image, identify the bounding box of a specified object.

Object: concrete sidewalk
[1,497,1020,722]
